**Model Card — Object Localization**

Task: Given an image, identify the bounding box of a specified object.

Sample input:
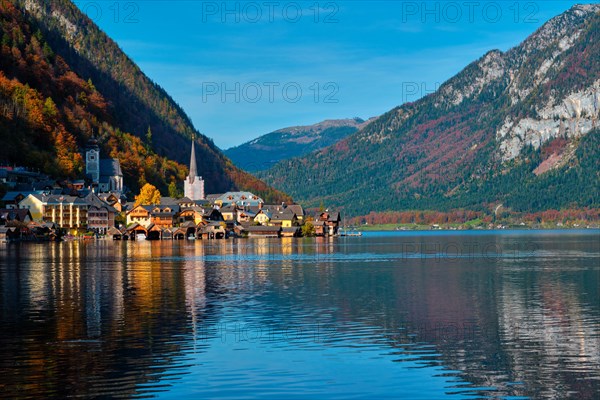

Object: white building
[184,140,205,201]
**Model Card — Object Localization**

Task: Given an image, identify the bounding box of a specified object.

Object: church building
[85,137,123,193]
[184,140,205,201]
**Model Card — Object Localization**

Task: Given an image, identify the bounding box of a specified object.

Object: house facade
[126,205,153,228]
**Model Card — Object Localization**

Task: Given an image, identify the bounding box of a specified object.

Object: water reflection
[0,231,598,399]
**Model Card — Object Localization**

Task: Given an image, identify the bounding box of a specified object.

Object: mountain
[259,4,600,217]
[224,118,371,172]
[0,0,290,202]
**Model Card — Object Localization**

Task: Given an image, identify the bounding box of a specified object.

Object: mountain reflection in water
[0,231,598,399]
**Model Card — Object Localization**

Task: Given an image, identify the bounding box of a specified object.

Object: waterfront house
[200,207,224,223]
[315,211,341,236]
[220,205,237,222]
[45,195,88,229]
[179,221,198,238]
[85,193,118,234]
[270,209,298,228]
[199,222,226,239]
[126,205,153,228]
[246,225,281,238]
[98,192,124,212]
[0,209,33,225]
[2,191,41,209]
[313,220,326,236]
[254,210,272,226]
[147,224,167,240]
[107,226,123,240]
[178,206,205,225]
[126,223,147,239]
[18,193,116,231]
[281,226,301,237]
[237,209,256,224]
[150,205,180,228]
[31,195,90,230]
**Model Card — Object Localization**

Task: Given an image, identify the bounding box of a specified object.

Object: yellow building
[271,210,298,228]
[254,210,271,226]
[18,194,45,221]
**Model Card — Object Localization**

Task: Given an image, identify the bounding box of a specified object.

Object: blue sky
[77,1,589,149]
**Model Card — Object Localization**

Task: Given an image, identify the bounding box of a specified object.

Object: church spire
[189,138,198,183]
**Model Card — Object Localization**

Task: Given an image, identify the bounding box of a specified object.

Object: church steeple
[184,137,205,201]
[188,139,198,183]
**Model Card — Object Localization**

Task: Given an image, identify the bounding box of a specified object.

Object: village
[0,139,341,242]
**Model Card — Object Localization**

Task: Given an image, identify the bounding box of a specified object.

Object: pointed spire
[189,138,198,183]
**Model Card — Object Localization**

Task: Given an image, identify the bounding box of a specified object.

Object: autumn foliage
[0,1,187,193]
[134,183,162,206]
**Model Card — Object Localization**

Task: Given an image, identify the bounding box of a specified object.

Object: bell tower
[86,137,100,183]
[184,138,205,200]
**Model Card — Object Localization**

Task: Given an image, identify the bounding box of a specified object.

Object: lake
[1,230,599,399]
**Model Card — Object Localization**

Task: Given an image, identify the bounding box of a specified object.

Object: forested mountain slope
[259,4,600,216]
[0,0,289,202]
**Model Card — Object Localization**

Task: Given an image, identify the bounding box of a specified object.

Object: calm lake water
[0,230,599,399]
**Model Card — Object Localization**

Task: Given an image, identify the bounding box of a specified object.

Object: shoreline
[354,224,600,232]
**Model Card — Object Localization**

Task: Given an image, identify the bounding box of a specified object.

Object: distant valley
[224,118,372,172]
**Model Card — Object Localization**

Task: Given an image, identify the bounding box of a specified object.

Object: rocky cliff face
[260,4,600,215]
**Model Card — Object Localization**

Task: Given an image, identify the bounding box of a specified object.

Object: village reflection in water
[0,232,598,398]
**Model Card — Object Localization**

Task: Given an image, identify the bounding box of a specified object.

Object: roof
[0,209,32,221]
[205,193,222,202]
[98,192,121,203]
[99,159,122,178]
[42,195,88,205]
[246,206,262,214]
[255,210,272,219]
[151,205,180,214]
[328,211,341,222]
[126,205,154,214]
[42,222,58,229]
[271,210,297,221]
[188,140,199,180]
[84,193,118,213]
[217,191,263,206]
[159,197,179,206]
[107,227,122,236]
[126,222,144,232]
[2,191,40,202]
[316,211,341,222]
[245,225,281,233]
[287,204,305,216]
